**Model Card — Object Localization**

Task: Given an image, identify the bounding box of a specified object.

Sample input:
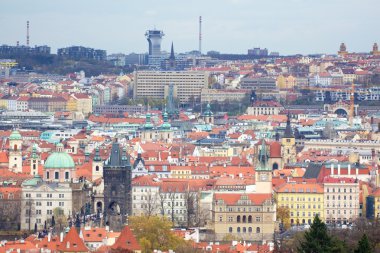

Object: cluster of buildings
[1,38,380,252]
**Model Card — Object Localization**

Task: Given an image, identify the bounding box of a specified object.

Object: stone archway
[334,108,348,116]
[108,201,121,216]
[96,201,103,213]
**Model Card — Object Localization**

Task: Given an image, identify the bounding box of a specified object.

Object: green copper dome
[9,130,22,140]
[161,108,171,130]
[44,150,75,169]
[144,113,154,129]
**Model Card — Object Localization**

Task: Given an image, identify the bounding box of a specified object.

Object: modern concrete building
[133,71,208,104]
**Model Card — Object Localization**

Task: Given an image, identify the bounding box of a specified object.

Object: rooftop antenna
[26,21,30,47]
[199,16,202,55]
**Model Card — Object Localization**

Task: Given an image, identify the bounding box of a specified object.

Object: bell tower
[8,130,23,173]
[202,103,214,124]
[92,147,103,181]
[281,113,296,165]
[30,145,39,176]
[255,139,272,194]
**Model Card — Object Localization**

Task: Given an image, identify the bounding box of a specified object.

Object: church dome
[9,130,22,140]
[44,148,75,169]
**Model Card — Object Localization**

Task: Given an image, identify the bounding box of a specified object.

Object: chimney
[338,164,341,175]
[331,164,334,175]
[60,232,64,242]
[348,164,351,175]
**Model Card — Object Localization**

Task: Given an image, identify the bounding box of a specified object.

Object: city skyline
[1,0,379,55]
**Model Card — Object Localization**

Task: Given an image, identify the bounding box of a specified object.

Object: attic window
[73,243,77,247]
[126,241,131,244]
[86,234,90,237]
[98,234,102,237]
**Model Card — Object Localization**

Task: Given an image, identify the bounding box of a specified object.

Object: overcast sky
[1,0,379,55]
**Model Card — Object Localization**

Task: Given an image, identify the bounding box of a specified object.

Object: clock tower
[281,113,296,165]
[255,139,272,194]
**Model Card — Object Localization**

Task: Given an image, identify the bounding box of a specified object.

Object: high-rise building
[133,70,208,104]
[145,29,164,56]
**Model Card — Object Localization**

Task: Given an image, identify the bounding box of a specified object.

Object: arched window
[256,227,260,233]
[237,227,241,233]
[229,227,233,233]
[242,215,246,223]
[55,171,59,180]
[248,227,252,233]
[248,215,252,223]
[96,165,99,172]
[33,164,36,170]
[46,171,50,179]
[273,163,279,170]
[237,215,241,223]
[14,144,17,151]
[243,227,246,233]
[65,171,69,180]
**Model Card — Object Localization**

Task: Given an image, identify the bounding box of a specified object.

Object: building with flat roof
[240,77,277,91]
[201,88,249,103]
[133,71,208,104]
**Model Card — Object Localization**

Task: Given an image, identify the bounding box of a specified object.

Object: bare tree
[184,191,196,228]
[24,196,35,231]
[0,194,22,231]
[141,190,159,217]
[168,191,176,223]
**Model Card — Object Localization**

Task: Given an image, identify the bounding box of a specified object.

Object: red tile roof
[56,227,89,252]
[214,193,272,205]
[111,226,141,251]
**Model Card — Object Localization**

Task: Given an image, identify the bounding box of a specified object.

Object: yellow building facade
[275,182,324,225]
[66,96,78,112]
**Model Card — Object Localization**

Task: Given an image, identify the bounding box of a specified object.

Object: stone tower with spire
[255,139,272,194]
[103,140,132,231]
[281,113,296,164]
[168,42,176,70]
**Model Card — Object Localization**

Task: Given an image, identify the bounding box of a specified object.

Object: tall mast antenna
[26,21,30,47]
[199,16,202,55]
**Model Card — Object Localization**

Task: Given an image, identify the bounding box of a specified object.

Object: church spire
[283,112,294,138]
[256,139,270,171]
[169,41,175,60]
